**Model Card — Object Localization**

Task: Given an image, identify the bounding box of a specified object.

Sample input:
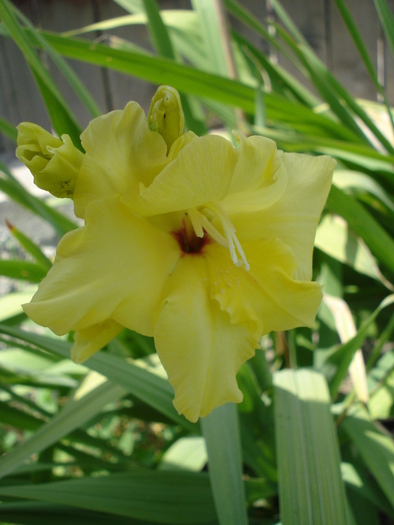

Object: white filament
[187,203,250,271]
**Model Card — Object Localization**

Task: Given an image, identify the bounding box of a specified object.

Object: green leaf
[319,294,394,398]
[0,470,217,524]
[0,116,17,142]
[0,260,47,283]
[41,30,254,111]
[0,325,196,432]
[278,24,391,152]
[333,170,394,216]
[233,30,319,108]
[342,405,394,507]
[244,477,278,504]
[14,5,101,119]
[315,214,392,288]
[201,403,248,525]
[0,376,127,480]
[0,287,37,322]
[342,462,394,518]
[0,401,43,431]
[268,0,394,154]
[191,0,230,77]
[326,185,394,274]
[373,0,394,59]
[142,0,174,58]
[0,0,82,146]
[0,161,78,238]
[6,221,52,271]
[0,501,151,525]
[274,369,350,525]
[368,351,394,419]
[2,22,364,141]
[159,437,207,472]
[332,0,378,90]
[332,0,394,135]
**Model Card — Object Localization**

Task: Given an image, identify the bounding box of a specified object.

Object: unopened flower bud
[16,123,84,198]
[148,86,184,152]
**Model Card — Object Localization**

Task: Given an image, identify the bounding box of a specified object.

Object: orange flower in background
[18,86,335,422]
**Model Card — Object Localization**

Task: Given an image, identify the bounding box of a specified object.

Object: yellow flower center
[185,203,250,271]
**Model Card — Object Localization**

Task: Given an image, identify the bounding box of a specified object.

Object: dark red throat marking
[172,220,209,255]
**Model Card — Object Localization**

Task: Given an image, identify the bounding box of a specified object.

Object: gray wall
[1,0,393,154]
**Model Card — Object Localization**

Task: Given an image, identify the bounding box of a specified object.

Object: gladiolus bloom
[21,86,335,422]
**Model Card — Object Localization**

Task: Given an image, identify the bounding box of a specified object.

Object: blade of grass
[6,221,52,271]
[272,22,390,152]
[0,394,127,461]
[318,294,394,398]
[332,0,394,135]
[0,470,217,524]
[0,378,128,480]
[0,260,47,283]
[13,5,102,119]
[342,404,394,507]
[0,0,82,147]
[0,116,17,142]
[201,403,248,525]
[274,369,350,525]
[0,501,154,525]
[373,0,394,59]
[0,24,332,134]
[314,214,393,289]
[226,0,394,152]
[0,162,78,236]
[191,0,232,77]
[142,0,174,58]
[114,0,144,14]
[233,30,319,108]
[341,462,394,519]
[326,185,394,273]
[1,22,375,144]
[333,170,394,216]
[0,325,196,432]
[267,2,394,154]
[251,124,394,164]
[324,294,369,403]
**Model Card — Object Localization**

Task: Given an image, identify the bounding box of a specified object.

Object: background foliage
[0,0,393,524]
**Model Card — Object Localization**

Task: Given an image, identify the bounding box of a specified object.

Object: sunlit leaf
[274,369,350,525]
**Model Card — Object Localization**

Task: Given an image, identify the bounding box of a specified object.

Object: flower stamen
[187,203,250,271]
[187,207,204,238]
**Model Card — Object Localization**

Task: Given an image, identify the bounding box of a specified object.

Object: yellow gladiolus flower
[16,122,83,198]
[22,86,335,422]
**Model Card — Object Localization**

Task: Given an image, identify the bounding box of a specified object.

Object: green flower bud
[148,86,184,152]
[16,123,84,198]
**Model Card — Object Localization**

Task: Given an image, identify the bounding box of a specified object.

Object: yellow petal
[74,102,168,218]
[154,256,257,423]
[206,239,323,336]
[135,134,237,216]
[71,320,124,363]
[232,152,335,280]
[223,133,287,213]
[23,196,180,337]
